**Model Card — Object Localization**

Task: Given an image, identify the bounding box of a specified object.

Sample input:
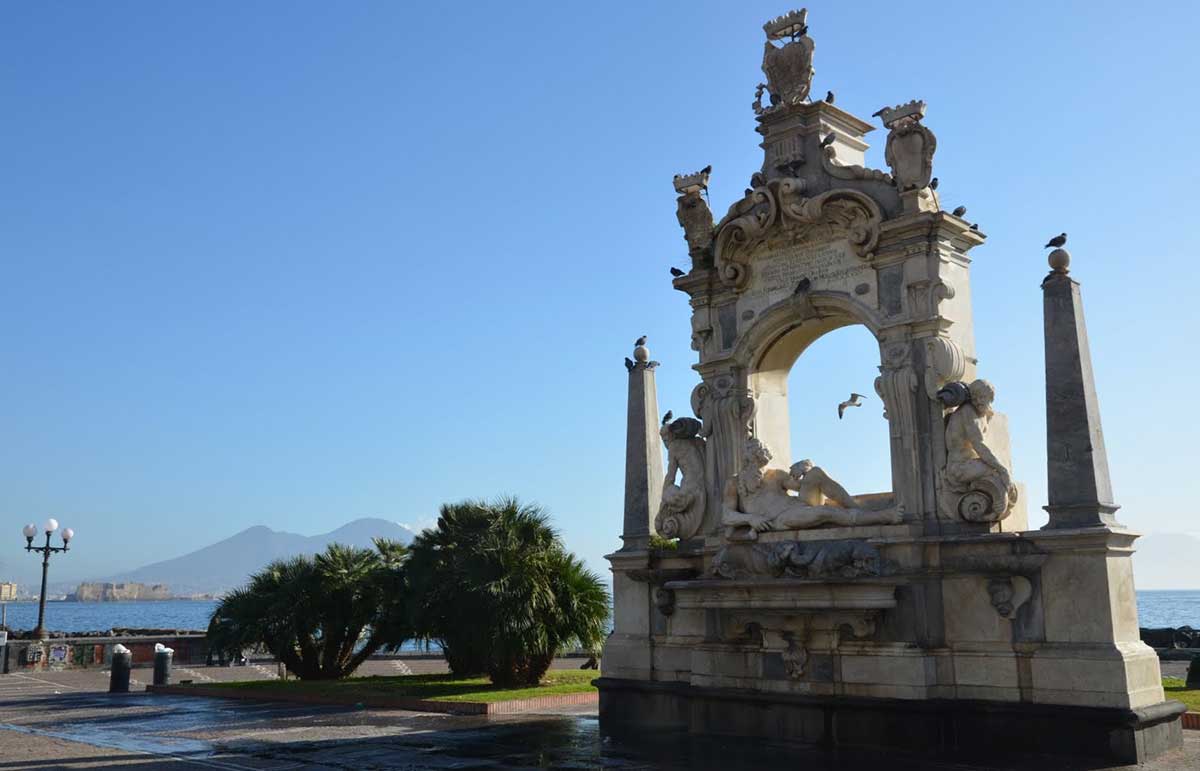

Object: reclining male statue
[722,437,903,539]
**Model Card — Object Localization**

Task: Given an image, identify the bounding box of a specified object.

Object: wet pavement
[1,666,1198,769]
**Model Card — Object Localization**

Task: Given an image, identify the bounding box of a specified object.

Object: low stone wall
[1,633,207,673]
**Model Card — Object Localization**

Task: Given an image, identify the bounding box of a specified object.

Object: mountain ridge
[95,517,416,596]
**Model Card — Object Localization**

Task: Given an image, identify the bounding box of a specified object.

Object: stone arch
[731,291,887,483]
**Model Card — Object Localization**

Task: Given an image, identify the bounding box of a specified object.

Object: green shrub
[407,497,610,686]
[207,539,409,680]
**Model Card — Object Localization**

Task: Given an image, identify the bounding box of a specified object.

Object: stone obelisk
[622,338,663,549]
[1041,248,1120,529]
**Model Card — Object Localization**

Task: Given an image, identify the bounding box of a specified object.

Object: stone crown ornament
[673,168,711,195]
[763,8,808,39]
[876,100,927,128]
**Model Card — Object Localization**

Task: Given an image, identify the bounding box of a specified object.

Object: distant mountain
[1131,533,1200,590]
[97,518,415,596]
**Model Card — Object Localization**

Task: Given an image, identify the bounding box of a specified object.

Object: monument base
[596,677,1186,765]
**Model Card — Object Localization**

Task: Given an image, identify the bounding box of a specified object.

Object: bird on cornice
[670,267,685,277]
[662,410,674,425]
[1044,232,1067,249]
[929,177,939,190]
[820,133,836,147]
[825,90,835,104]
[624,357,635,371]
[952,205,967,218]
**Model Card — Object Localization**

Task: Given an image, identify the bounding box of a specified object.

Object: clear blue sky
[2,1,1198,586]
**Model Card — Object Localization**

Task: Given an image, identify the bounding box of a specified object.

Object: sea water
[1,592,1198,635]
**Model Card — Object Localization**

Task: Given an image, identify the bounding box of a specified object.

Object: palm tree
[408,497,610,686]
[208,539,409,680]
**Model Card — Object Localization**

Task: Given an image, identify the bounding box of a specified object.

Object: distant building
[0,582,17,601]
[69,582,172,602]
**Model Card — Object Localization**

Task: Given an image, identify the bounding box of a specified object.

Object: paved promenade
[0,660,1196,769]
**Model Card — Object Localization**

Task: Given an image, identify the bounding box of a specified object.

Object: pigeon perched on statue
[952,205,967,217]
[1044,232,1067,249]
[670,267,685,277]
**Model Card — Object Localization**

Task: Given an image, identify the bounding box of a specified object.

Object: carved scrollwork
[923,336,966,402]
[714,185,883,291]
[820,144,893,184]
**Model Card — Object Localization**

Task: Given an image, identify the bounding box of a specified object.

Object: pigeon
[635,335,647,346]
[1044,232,1067,249]
[929,177,939,191]
[662,410,674,424]
[820,133,836,147]
[837,393,866,419]
[825,90,835,104]
[952,205,967,217]
[670,267,684,277]
[970,223,979,231]
[793,277,811,295]
[624,357,634,371]
[700,164,712,175]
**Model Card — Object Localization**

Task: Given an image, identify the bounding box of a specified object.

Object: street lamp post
[23,519,73,640]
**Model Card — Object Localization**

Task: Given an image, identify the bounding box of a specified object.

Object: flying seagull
[635,335,647,346]
[820,133,836,147]
[952,205,967,217]
[662,410,674,424]
[929,177,939,191]
[670,267,685,277]
[838,393,867,419]
[825,90,835,104]
[1044,232,1067,249]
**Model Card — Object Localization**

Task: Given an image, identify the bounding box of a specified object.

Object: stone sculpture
[987,575,1032,618]
[655,414,707,540]
[721,438,902,538]
[939,379,1018,521]
[879,100,937,192]
[758,9,815,109]
[674,168,714,260]
[711,537,882,580]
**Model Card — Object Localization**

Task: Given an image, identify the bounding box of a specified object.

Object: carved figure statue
[711,538,882,580]
[655,415,707,540]
[760,10,815,107]
[673,167,714,260]
[879,101,937,192]
[721,438,902,538]
[940,379,1018,521]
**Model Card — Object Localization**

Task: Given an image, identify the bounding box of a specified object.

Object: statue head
[742,437,772,469]
[661,416,703,442]
[789,459,814,478]
[968,379,996,418]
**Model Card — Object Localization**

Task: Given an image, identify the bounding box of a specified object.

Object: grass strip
[1163,677,1200,712]
[177,670,597,704]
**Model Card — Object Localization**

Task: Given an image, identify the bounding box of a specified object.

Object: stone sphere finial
[1048,248,1071,274]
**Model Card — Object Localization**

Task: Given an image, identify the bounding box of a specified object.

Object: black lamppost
[23,519,73,640]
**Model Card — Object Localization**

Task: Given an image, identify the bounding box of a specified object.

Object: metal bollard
[153,645,173,686]
[109,645,131,693]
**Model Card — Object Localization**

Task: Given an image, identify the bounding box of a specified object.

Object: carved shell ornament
[713,184,883,290]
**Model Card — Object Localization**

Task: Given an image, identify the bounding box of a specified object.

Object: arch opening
[750,321,891,502]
